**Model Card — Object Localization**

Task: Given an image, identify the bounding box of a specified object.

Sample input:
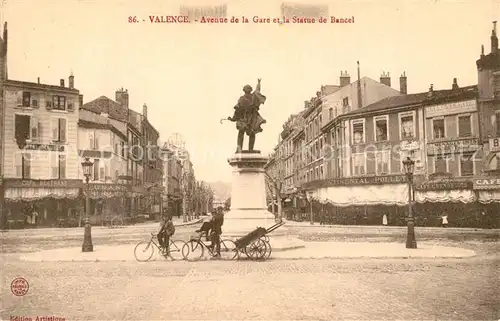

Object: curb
[174,218,203,227]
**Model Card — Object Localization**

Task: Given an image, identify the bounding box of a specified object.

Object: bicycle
[182,232,238,261]
[134,233,186,262]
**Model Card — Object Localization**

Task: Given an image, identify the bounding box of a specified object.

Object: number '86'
[128,16,137,23]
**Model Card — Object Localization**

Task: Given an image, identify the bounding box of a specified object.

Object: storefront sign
[400,140,420,151]
[489,138,500,152]
[427,138,480,155]
[3,179,82,188]
[303,175,408,189]
[23,143,64,152]
[414,180,473,191]
[425,100,477,118]
[87,183,131,192]
[473,178,500,190]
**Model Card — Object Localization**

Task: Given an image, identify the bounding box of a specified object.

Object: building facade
[160,144,183,217]
[78,109,130,224]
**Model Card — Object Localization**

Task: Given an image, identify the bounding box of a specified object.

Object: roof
[6,79,79,94]
[81,96,128,122]
[476,51,500,70]
[78,119,128,141]
[341,85,478,118]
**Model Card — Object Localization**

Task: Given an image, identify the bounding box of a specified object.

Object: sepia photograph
[0,0,499,320]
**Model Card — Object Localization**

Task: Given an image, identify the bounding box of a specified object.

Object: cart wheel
[245,239,267,261]
[263,240,272,259]
[182,240,204,261]
[220,239,239,260]
[261,235,270,243]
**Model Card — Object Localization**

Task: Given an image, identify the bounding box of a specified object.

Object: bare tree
[265,167,284,219]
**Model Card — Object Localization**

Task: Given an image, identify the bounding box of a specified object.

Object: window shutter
[23,154,31,179]
[46,95,53,110]
[105,163,110,179]
[93,159,100,180]
[89,132,94,149]
[99,166,105,181]
[59,118,67,142]
[51,118,59,141]
[60,155,66,179]
[15,153,22,177]
[30,116,39,141]
[32,94,39,108]
[16,91,23,107]
[95,132,99,149]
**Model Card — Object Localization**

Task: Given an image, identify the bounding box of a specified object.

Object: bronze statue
[221,78,267,152]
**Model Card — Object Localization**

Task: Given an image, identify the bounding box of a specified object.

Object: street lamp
[402,156,417,249]
[81,157,94,252]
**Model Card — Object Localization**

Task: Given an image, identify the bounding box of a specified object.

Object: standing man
[211,208,224,258]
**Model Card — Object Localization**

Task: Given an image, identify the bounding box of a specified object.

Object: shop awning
[477,190,500,203]
[310,184,409,207]
[414,190,476,203]
[5,187,80,202]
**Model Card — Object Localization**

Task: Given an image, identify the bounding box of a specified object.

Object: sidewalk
[15,241,476,262]
[284,219,500,234]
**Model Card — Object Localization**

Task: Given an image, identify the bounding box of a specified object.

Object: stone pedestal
[223,151,305,251]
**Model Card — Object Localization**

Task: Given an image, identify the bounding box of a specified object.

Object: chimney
[69,73,74,89]
[380,71,391,87]
[37,77,40,84]
[491,21,498,54]
[143,103,148,119]
[428,84,434,98]
[2,22,7,55]
[399,72,407,94]
[452,78,459,90]
[340,70,350,87]
[357,61,362,108]
[79,94,83,108]
[115,88,129,109]
[60,79,65,87]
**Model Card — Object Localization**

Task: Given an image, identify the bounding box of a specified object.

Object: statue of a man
[227,78,267,152]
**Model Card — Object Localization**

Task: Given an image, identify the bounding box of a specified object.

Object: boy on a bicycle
[158,216,175,254]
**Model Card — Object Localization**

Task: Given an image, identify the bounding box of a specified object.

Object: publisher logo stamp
[11,277,29,296]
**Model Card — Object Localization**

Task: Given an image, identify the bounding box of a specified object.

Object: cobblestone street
[1,224,499,320]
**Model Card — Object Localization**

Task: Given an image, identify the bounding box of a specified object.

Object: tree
[265,159,284,219]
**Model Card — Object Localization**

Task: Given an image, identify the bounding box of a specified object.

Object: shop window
[460,154,474,176]
[375,150,390,174]
[458,115,472,137]
[374,116,389,141]
[351,119,365,144]
[433,118,445,139]
[434,155,448,173]
[352,153,365,176]
[399,112,415,139]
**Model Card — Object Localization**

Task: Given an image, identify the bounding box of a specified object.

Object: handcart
[233,221,285,261]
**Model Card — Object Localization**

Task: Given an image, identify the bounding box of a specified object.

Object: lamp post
[81,157,94,252]
[402,156,417,249]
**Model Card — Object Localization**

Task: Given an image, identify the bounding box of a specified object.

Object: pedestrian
[382,213,388,226]
[31,208,39,227]
[210,208,224,258]
[441,212,448,228]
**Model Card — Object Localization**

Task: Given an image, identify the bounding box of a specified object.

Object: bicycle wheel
[111,216,124,228]
[220,239,238,260]
[134,241,154,262]
[182,240,204,261]
[168,240,186,261]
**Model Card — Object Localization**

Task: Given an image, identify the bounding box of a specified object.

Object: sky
[2,0,499,182]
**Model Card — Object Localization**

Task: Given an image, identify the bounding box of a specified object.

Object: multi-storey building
[475,21,500,210]
[82,89,146,218]
[160,143,184,217]
[0,22,7,228]
[78,109,129,223]
[141,103,163,216]
[1,63,82,227]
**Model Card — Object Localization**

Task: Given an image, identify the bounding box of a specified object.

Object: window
[433,118,445,139]
[374,116,389,141]
[399,112,415,139]
[22,92,31,107]
[51,117,67,142]
[51,153,66,179]
[89,131,99,150]
[14,114,41,144]
[434,155,448,173]
[460,154,474,176]
[342,97,349,107]
[329,108,334,120]
[15,153,31,179]
[458,115,472,137]
[351,119,365,144]
[352,153,365,176]
[375,151,390,174]
[52,95,66,110]
[93,159,100,181]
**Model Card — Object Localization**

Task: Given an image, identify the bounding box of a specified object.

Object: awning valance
[5,187,80,201]
[309,184,409,207]
[414,190,476,203]
[477,190,500,203]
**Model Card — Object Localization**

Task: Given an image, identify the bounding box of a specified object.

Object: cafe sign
[4,179,82,188]
[88,184,131,192]
[414,180,473,191]
[23,143,65,152]
[473,178,500,190]
[303,175,409,189]
[427,138,480,155]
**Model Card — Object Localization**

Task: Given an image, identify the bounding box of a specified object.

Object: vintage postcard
[0,0,499,320]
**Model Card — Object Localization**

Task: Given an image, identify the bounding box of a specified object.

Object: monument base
[223,151,305,251]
